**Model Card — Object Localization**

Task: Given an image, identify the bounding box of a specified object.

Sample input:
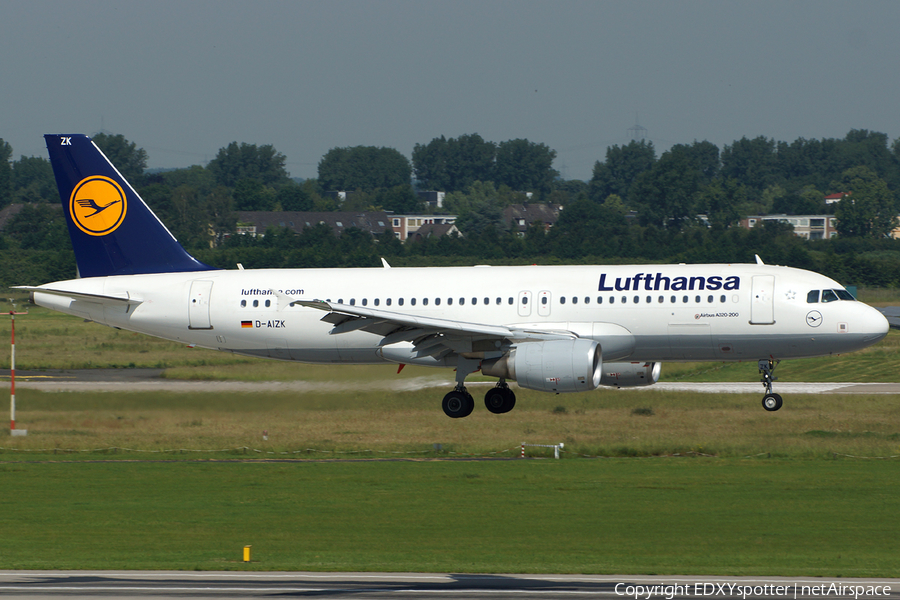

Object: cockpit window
[808,289,855,303]
[821,289,839,303]
[835,289,856,301]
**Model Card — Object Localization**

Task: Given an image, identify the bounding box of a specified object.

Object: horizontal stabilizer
[13,286,142,305]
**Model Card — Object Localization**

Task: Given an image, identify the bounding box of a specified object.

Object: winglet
[381,257,392,269]
[755,254,765,266]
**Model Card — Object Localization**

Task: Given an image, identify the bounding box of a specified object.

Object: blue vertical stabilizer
[44,134,217,277]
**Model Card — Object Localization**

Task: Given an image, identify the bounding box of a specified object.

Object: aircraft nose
[862,305,890,343]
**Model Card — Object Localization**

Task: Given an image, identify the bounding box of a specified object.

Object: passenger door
[188,280,214,330]
[750,275,775,324]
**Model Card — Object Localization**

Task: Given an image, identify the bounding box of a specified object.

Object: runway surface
[2,369,900,394]
[0,571,897,600]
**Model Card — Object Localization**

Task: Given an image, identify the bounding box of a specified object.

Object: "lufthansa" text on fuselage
[598,273,740,292]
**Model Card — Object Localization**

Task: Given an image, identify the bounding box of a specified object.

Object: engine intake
[481,339,602,393]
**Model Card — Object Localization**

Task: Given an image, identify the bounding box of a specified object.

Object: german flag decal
[241,321,253,328]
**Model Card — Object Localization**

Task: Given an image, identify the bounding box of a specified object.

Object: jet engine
[481,339,602,393]
[599,362,661,387]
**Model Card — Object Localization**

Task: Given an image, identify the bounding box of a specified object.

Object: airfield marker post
[9,305,28,437]
[8,308,28,437]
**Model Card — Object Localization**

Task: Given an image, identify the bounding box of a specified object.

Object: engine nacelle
[599,362,661,387]
[481,339,602,393]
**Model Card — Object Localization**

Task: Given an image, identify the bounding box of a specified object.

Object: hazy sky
[3,0,898,181]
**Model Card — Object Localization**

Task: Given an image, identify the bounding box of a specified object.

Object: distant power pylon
[628,115,647,142]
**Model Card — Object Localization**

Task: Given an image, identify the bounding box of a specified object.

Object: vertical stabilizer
[44,134,217,277]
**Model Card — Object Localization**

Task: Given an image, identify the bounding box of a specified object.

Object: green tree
[412,133,495,191]
[720,136,777,195]
[445,181,508,237]
[276,181,315,211]
[629,145,705,228]
[833,167,897,238]
[318,146,411,191]
[206,186,236,247]
[373,185,423,213]
[233,178,276,211]
[696,179,746,228]
[207,142,289,188]
[4,203,70,250]
[92,133,148,183]
[547,198,629,259]
[153,165,216,196]
[11,156,57,203]
[0,139,13,208]
[589,140,656,203]
[494,138,558,195]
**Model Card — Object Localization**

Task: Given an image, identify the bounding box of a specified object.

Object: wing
[281,292,576,361]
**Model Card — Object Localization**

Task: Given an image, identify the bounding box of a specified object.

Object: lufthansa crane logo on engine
[69,176,127,236]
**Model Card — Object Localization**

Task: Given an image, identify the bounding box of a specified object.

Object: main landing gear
[441,357,517,418]
[759,358,783,412]
[484,382,516,414]
[441,384,517,418]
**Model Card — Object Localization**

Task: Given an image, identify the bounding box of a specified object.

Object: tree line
[1,129,900,289]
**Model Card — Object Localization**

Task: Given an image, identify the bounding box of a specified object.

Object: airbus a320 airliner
[18,135,890,417]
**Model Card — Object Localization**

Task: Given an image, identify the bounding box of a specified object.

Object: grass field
[0,458,897,575]
[3,387,900,459]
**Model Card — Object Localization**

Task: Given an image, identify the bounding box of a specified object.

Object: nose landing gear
[759,358,783,411]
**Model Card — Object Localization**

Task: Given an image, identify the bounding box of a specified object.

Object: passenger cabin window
[253,300,259,307]
[241,300,247,307]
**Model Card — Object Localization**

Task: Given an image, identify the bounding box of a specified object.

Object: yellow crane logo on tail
[69,176,127,236]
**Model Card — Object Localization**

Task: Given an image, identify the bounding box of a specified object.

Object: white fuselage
[31,263,889,367]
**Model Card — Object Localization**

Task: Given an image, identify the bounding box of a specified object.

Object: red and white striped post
[9,310,27,436]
